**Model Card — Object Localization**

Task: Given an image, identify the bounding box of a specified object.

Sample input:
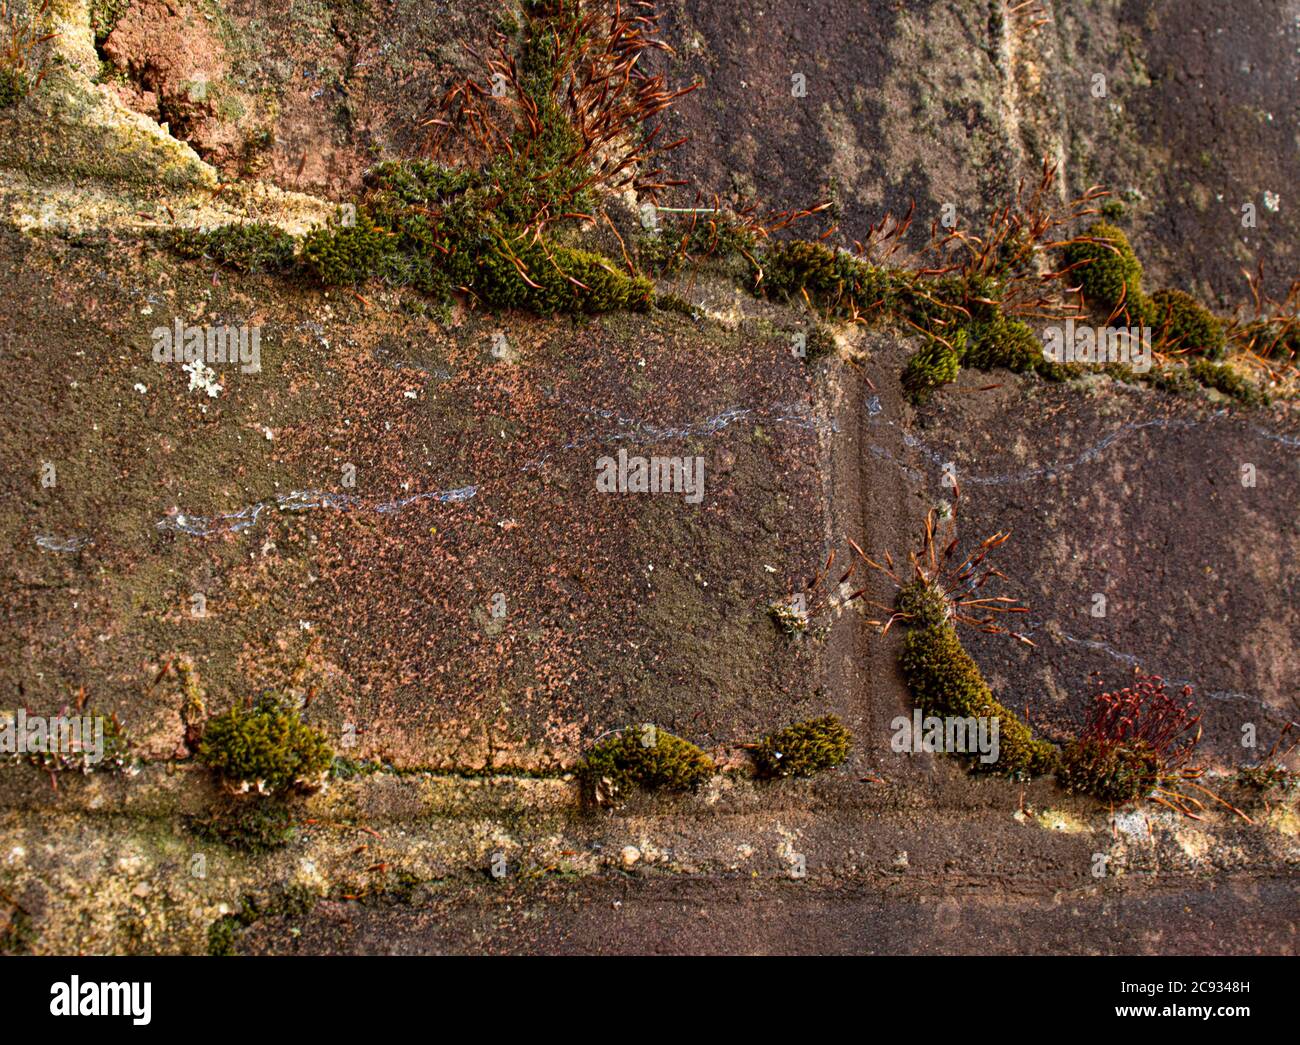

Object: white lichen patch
[183,360,223,397]
[1033,808,1090,834]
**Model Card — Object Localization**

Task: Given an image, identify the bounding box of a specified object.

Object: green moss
[756,239,896,317]
[23,709,131,774]
[803,323,837,363]
[198,696,333,794]
[1138,364,1197,396]
[897,579,950,629]
[149,8,657,317]
[0,66,27,108]
[1236,764,1296,795]
[1056,737,1159,804]
[206,885,317,956]
[475,241,653,314]
[1236,319,1299,362]
[1061,221,1145,319]
[579,725,714,800]
[300,219,395,286]
[1149,288,1226,359]
[90,0,132,44]
[640,210,759,274]
[187,798,297,853]
[898,604,1057,778]
[653,292,700,318]
[961,314,1043,373]
[172,223,297,274]
[299,156,650,311]
[753,715,851,778]
[1188,359,1268,406]
[902,333,962,403]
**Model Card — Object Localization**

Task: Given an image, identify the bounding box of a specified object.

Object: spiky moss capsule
[753,715,852,778]
[1055,737,1160,804]
[578,725,714,801]
[897,594,1057,779]
[172,223,297,274]
[1149,288,1226,359]
[1061,221,1146,318]
[198,697,333,794]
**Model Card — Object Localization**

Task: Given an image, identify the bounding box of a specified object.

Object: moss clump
[1061,221,1145,318]
[897,579,950,629]
[653,292,699,318]
[298,162,653,313]
[802,323,837,363]
[753,715,851,778]
[475,241,653,314]
[173,223,298,274]
[198,697,333,794]
[1236,319,1299,363]
[21,710,131,773]
[300,219,395,286]
[1149,288,1226,359]
[961,314,1043,373]
[285,6,652,315]
[902,333,962,403]
[1056,738,1160,804]
[1188,360,1268,406]
[897,595,1057,778]
[578,725,714,801]
[757,239,896,315]
[1236,764,1296,795]
[640,210,759,274]
[1137,364,1197,396]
